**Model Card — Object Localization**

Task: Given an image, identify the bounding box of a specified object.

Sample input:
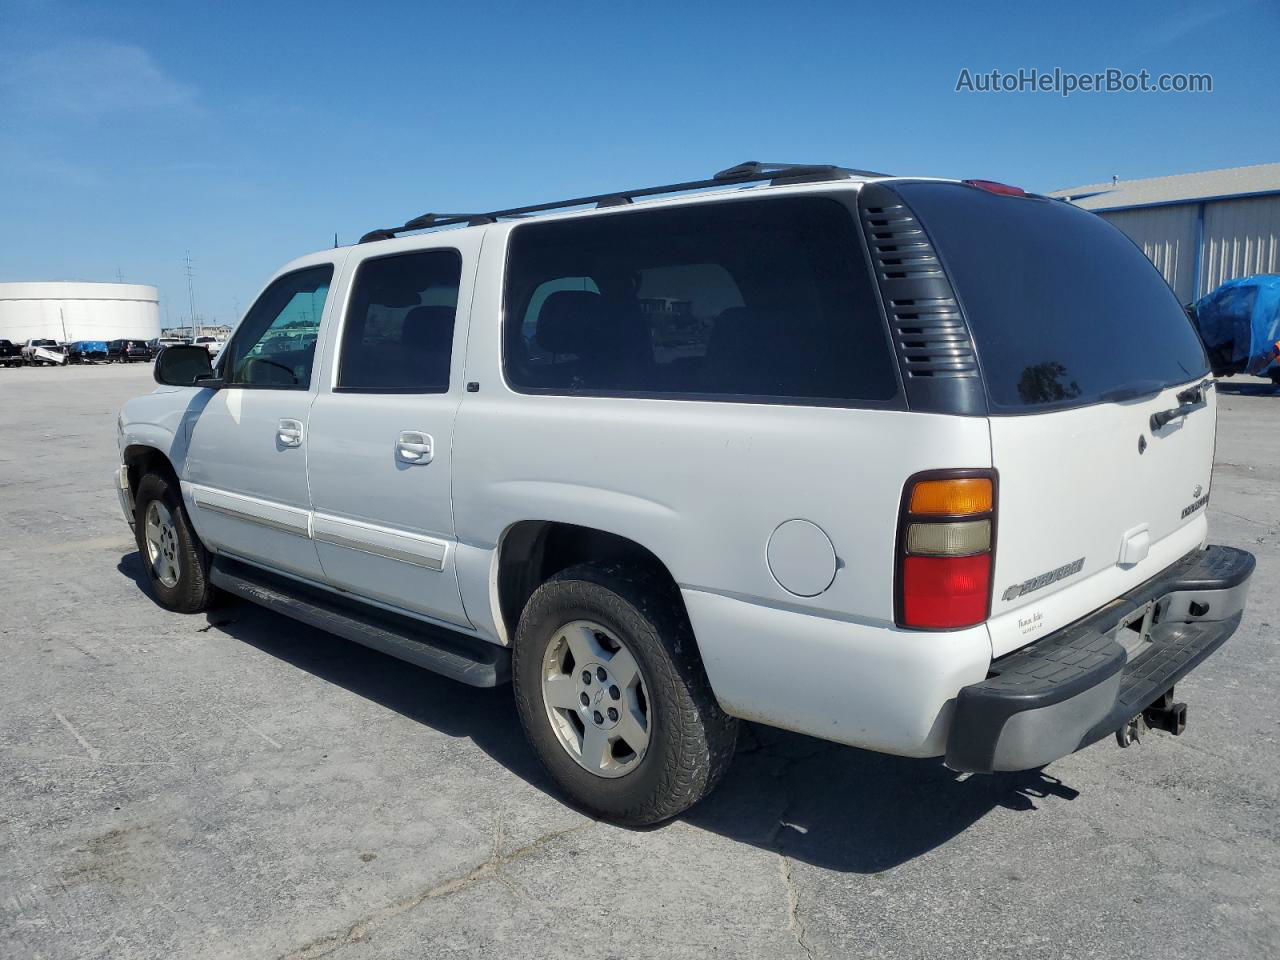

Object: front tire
[513,562,738,826]
[133,472,215,612]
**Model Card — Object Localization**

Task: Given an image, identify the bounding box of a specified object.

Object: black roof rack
[357,160,889,243]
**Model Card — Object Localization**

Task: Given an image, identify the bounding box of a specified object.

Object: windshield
[895,182,1209,412]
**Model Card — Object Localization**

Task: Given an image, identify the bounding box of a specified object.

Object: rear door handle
[1150,398,1206,431]
[1151,379,1215,431]
[397,431,434,464]
[277,419,304,447]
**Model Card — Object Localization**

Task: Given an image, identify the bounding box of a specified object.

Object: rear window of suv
[895,182,1209,411]
[503,196,900,405]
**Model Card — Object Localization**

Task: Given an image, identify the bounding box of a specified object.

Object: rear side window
[337,249,462,393]
[895,183,1209,411]
[503,197,899,404]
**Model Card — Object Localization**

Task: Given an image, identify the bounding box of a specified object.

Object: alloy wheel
[144,500,181,589]
[540,620,651,778]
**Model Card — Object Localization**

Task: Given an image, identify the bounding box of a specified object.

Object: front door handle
[397,431,434,465]
[277,419,304,447]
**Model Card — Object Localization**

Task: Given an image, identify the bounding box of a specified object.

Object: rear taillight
[896,471,996,630]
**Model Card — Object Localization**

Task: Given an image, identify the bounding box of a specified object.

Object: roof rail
[357,160,889,243]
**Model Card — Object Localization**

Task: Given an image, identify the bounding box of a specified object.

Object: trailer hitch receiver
[1142,689,1187,736]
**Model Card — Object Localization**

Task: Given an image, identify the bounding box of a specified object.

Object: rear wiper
[1151,379,1214,431]
[1100,381,1166,403]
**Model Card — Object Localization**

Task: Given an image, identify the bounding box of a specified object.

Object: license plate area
[1113,602,1156,660]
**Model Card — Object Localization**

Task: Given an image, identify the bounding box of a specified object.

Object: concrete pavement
[1,363,1277,959]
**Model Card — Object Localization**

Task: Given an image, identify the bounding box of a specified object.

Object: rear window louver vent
[860,195,979,383]
[864,205,944,281]
[889,297,976,378]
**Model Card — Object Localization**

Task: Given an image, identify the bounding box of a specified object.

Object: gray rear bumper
[945,544,1254,773]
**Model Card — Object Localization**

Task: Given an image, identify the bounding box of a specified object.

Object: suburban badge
[1002,557,1085,602]
[1182,486,1210,519]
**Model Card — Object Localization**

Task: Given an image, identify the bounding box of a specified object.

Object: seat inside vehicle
[533,289,649,389]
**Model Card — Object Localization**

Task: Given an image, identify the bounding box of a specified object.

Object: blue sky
[2,0,1277,327]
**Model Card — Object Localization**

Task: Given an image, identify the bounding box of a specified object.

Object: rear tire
[512,562,738,826]
[133,472,216,613]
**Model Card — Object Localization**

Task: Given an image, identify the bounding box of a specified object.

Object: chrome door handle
[397,431,434,464]
[277,419,304,447]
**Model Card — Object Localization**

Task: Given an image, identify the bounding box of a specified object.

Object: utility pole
[184,251,200,339]
[116,267,125,283]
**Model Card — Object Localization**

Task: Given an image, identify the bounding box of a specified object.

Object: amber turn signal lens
[909,478,993,516]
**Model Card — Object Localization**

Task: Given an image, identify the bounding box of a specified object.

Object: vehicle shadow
[117,551,149,590]
[117,551,1080,873]
[683,725,1078,873]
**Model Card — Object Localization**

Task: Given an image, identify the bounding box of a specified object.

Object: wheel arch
[122,443,180,499]
[494,520,687,643]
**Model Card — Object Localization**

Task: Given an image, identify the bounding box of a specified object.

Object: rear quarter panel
[452,391,993,626]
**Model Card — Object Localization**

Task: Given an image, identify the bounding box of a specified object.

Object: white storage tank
[0,282,161,343]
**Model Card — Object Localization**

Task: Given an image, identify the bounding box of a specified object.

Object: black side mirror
[154,344,217,387]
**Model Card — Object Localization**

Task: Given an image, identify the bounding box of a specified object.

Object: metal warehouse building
[0,282,161,343]
[1052,162,1280,304]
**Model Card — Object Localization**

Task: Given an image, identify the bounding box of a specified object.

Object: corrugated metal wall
[1199,195,1280,296]
[1099,194,1280,303]
[1100,204,1198,302]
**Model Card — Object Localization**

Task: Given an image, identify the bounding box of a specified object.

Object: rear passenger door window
[502,197,899,405]
[337,249,462,393]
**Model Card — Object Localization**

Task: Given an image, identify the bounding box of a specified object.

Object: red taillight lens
[901,555,991,629]
[896,470,996,630]
[962,179,1026,197]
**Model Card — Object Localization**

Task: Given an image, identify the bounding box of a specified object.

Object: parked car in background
[193,335,226,356]
[107,339,154,363]
[65,340,109,363]
[117,162,1253,825]
[148,337,186,354]
[21,338,66,365]
[0,339,22,367]
[1189,275,1280,385]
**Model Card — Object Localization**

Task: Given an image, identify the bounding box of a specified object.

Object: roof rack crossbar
[358,160,889,243]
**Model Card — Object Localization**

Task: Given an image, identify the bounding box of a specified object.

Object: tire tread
[134,472,216,613]
[512,561,737,826]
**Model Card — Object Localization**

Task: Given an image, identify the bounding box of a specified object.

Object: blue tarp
[1192,275,1280,378]
[69,340,108,352]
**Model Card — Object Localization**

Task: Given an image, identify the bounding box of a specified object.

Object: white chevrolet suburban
[117,162,1254,825]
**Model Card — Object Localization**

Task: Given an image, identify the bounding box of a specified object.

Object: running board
[209,557,510,687]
